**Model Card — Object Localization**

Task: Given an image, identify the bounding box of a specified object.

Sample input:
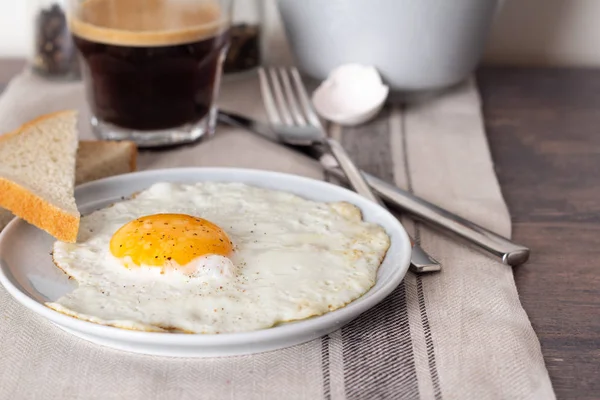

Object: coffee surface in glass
[71,0,229,131]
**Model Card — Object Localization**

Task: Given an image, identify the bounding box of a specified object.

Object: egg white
[47,182,391,334]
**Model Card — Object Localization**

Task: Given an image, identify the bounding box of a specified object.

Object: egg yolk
[109,214,233,267]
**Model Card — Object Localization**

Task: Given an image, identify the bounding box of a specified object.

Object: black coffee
[71,0,229,131]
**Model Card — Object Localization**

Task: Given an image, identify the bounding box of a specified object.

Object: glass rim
[68,0,232,47]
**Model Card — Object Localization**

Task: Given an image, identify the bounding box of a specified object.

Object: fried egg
[47,182,390,334]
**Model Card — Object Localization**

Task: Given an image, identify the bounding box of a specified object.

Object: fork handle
[326,138,382,204]
[326,138,441,273]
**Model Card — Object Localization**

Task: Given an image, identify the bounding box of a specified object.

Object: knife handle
[360,172,530,266]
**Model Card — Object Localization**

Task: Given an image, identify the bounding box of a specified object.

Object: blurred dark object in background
[31,2,79,80]
[224,23,261,74]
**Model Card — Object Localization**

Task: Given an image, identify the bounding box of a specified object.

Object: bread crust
[0,178,79,242]
[0,110,76,143]
[126,141,137,171]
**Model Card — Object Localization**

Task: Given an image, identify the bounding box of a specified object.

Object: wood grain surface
[478,68,600,400]
[0,60,598,399]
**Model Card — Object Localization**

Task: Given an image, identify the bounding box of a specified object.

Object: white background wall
[2,0,600,67]
[0,2,30,58]
[484,0,600,66]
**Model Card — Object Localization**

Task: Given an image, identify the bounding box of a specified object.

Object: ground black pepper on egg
[33,3,79,78]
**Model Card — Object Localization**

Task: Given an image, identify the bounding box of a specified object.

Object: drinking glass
[68,0,232,147]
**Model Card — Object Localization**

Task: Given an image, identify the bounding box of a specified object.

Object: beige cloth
[0,71,554,400]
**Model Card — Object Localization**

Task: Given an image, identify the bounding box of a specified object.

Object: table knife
[218,110,530,267]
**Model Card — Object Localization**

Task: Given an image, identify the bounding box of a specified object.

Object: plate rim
[0,167,412,347]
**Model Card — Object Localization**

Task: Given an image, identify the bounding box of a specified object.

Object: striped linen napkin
[0,71,554,399]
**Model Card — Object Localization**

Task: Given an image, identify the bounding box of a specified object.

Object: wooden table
[1,60,598,399]
[478,68,600,400]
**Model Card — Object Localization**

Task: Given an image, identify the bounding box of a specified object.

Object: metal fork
[258,67,441,273]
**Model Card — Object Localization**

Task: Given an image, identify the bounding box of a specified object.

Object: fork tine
[268,68,295,126]
[258,67,281,124]
[258,67,282,125]
[290,67,322,127]
[278,68,307,126]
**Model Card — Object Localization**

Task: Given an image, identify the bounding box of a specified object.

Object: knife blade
[218,110,530,267]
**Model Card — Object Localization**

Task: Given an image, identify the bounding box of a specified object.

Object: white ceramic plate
[0,168,411,357]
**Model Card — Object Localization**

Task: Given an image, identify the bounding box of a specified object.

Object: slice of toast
[75,140,137,186]
[0,111,79,242]
[0,139,137,234]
